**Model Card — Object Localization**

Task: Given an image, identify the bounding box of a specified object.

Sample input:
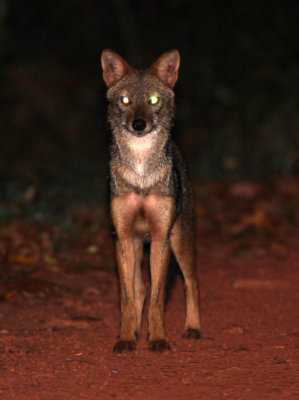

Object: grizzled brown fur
[101,49,201,353]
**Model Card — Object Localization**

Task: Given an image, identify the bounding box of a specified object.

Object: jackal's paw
[113,340,136,353]
[148,340,171,353]
[183,328,202,340]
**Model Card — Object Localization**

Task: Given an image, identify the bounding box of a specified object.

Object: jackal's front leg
[148,237,171,353]
[146,195,174,353]
[113,238,137,353]
[111,196,140,353]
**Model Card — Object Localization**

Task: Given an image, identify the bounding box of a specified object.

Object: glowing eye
[149,95,159,105]
[121,96,131,105]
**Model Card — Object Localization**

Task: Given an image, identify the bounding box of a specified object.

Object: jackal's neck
[110,128,172,191]
[113,127,169,164]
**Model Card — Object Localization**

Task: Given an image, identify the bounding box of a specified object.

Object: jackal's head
[101,49,180,139]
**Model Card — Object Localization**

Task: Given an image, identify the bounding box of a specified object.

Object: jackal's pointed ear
[150,50,180,88]
[101,50,132,87]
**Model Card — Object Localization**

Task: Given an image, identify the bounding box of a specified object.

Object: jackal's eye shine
[149,95,160,105]
[121,96,131,105]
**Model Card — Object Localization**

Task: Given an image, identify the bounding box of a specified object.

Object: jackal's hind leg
[171,218,201,339]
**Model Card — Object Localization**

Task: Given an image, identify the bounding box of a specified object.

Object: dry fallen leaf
[8,254,36,264]
[229,182,262,199]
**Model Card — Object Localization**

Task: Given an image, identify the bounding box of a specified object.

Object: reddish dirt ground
[0,178,299,399]
[0,235,298,399]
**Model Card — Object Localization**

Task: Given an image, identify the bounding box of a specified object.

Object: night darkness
[1,1,298,180]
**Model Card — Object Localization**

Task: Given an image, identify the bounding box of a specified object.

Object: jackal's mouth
[123,123,158,137]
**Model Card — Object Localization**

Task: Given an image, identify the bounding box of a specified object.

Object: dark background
[0,0,298,225]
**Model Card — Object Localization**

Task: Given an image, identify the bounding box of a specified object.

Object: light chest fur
[127,131,157,176]
[112,128,171,191]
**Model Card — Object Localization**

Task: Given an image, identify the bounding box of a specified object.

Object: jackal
[101,49,201,353]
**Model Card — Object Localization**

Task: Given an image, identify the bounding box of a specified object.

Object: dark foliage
[0,1,298,217]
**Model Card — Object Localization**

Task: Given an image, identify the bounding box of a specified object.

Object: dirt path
[0,236,298,400]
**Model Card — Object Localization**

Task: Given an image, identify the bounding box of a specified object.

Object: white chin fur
[127,129,158,152]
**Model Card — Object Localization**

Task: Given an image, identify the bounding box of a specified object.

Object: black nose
[132,119,146,132]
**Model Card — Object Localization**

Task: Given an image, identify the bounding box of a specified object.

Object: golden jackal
[101,49,201,353]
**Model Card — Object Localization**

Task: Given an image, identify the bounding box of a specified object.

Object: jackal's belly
[112,193,175,241]
[134,215,151,238]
